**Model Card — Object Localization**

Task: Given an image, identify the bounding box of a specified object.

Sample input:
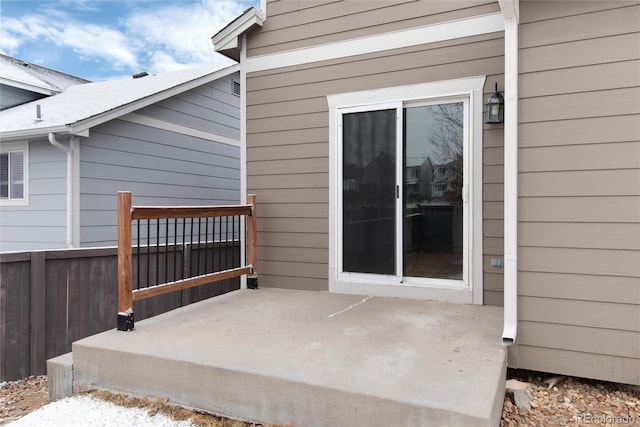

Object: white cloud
[0,11,138,69]
[57,23,139,68]
[123,0,248,71]
[0,0,254,78]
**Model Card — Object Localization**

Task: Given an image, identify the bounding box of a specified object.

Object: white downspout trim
[48,133,77,248]
[499,0,519,345]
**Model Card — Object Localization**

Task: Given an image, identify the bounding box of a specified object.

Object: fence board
[0,244,240,381]
[1,260,30,380]
[30,252,46,375]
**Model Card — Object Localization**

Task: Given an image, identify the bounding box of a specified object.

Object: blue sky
[0,0,258,81]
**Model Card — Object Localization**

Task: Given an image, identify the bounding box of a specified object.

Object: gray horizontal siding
[0,84,45,110]
[513,1,640,386]
[135,73,240,140]
[0,140,67,252]
[79,76,240,247]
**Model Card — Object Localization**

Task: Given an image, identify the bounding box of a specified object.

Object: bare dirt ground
[0,376,48,426]
[1,370,638,426]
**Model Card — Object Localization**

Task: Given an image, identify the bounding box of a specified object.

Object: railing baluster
[173,218,178,282]
[232,215,236,268]
[165,217,169,285]
[136,220,140,290]
[190,217,195,277]
[146,219,150,288]
[224,216,229,270]
[217,216,222,274]
[205,217,209,274]
[197,217,202,275]
[156,219,160,287]
[181,218,186,280]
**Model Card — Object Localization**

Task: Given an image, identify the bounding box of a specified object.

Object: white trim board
[119,113,240,147]
[246,13,504,73]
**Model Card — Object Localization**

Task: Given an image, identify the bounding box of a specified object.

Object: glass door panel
[342,109,397,275]
[403,102,464,280]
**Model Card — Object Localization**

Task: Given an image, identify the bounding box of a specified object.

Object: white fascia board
[69,64,240,135]
[0,77,55,96]
[212,8,264,53]
[0,125,69,141]
[0,126,88,142]
[246,13,504,73]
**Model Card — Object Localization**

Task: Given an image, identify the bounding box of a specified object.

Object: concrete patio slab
[72,288,506,426]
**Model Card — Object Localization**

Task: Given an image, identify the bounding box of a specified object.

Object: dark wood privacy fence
[117,192,257,331]
[0,244,240,382]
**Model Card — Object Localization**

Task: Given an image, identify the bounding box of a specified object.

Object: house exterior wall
[134,74,240,141]
[79,74,241,247]
[0,84,46,110]
[510,1,640,385]
[245,0,505,300]
[0,139,67,251]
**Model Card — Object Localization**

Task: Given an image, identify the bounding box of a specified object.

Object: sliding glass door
[340,105,401,278]
[339,98,468,287]
[404,102,465,281]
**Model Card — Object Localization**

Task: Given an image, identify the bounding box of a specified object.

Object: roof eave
[0,77,56,96]
[211,8,264,61]
[0,125,70,142]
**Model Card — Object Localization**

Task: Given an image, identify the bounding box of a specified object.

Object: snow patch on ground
[8,395,193,427]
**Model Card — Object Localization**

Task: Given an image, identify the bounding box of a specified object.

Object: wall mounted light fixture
[484,82,504,124]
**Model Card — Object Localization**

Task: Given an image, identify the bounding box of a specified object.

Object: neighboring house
[0,64,241,252]
[213,1,640,386]
[0,54,89,110]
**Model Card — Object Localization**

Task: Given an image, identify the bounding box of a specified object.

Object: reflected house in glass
[405,156,433,202]
[430,160,460,203]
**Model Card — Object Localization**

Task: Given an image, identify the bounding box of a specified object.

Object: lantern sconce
[484,82,504,124]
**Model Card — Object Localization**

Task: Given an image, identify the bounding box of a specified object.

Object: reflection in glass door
[403,103,464,280]
[341,108,397,275]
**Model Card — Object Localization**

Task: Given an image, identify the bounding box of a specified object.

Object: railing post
[246,194,258,289]
[117,191,135,331]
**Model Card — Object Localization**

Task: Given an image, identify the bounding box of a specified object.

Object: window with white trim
[1,142,28,205]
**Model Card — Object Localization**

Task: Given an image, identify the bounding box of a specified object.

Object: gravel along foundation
[1,370,638,426]
[501,369,639,427]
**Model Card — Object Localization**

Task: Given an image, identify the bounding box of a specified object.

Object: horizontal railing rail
[117,191,257,331]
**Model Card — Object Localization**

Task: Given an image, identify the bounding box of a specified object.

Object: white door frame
[327,76,486,304]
